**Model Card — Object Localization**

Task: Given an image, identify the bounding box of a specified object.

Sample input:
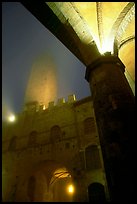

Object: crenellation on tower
[23,101,39,112]
[57,97,66,106]
[39,104,45,112]
[48,101,55,109]
[68,94,76,103]
[23,94,77,113]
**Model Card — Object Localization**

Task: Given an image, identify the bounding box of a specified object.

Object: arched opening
[88,182,106,202]
[50,125,61,143]
[49,167,74,202]
[20,161,74,202]
[28,131,37,147]
[85,145,101,170]
[83,117,96,135]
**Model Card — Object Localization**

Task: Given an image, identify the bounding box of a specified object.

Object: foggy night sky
[2,2,91,118]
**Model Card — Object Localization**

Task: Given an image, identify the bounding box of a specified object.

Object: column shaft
[85,55,135,202]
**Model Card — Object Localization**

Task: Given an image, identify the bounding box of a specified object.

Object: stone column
[85,53,135,202]
[73,176,88,202]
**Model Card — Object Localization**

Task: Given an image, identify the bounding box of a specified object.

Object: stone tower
[24,54,57,108]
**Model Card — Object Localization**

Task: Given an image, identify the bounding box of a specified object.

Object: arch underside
[21,2,135,94]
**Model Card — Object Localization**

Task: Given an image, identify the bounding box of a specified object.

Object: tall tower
[24,54,57,108]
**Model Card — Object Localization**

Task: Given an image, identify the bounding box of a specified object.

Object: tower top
[23,94,76,112]
[24,54,57,108]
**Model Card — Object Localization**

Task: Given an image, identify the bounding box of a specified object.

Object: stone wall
[2,95,109,202]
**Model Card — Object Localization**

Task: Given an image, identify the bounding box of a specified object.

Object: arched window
[8,136,17,151]
[28,131,37,147]
[85,145,101,170]
[83,117,96,135]
[27,176,36,202]
[50,125,61,143]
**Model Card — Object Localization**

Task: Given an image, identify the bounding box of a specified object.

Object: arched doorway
[23,161,75,202]
[88,182,106,202]
[49,167,74,202]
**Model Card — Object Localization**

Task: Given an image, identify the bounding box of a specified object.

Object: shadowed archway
[88,182,106,203]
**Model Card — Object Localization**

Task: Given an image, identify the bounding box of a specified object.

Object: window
[50,125,61,143]
[85,145,101,170]
[28,131,37,147]
[84,117,96,135]
[8,136,17,151]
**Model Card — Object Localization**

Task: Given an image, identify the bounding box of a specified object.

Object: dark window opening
[85,145,101,170]
[28,131,37,147]
[50,125,61,143]
[84,117,96,135]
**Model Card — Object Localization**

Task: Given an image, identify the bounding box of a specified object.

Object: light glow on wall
[67,184,74,194]
[43,105,46,110]
[8,114,16,122]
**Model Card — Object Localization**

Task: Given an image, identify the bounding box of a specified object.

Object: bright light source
[8,114,15,122]
[68,184,74,194]
[94,36,114,54]
[101,38,113,54]
[100,37,114,54]
[43,105,46,110]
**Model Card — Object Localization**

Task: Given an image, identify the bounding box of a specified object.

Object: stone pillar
[85,53,135,202]
[73,177,88,202]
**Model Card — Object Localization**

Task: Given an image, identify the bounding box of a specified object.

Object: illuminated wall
[2,95,109,202]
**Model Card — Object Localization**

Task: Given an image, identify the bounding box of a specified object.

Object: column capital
[85,55,125,82]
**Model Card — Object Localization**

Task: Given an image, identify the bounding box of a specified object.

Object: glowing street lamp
[8,114,16,122]
[67,184,74,194]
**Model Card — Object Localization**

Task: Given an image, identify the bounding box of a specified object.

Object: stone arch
[16,160,74,202]
[8,136,17,151]
[109,2,135,52]
[50,125,61,143]
[88,182,106,202]
[83,117,96,135]
[28,130,37,147]
[119,35,135,50]
[96,2,104,48]
[49,167,74,202]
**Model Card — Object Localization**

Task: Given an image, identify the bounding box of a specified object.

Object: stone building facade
[2,95,109,202]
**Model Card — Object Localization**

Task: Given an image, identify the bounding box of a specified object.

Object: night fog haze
[2,2,91,120]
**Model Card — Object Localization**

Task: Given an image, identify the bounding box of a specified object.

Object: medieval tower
[24,54,57,108]
[2,51,109,202]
